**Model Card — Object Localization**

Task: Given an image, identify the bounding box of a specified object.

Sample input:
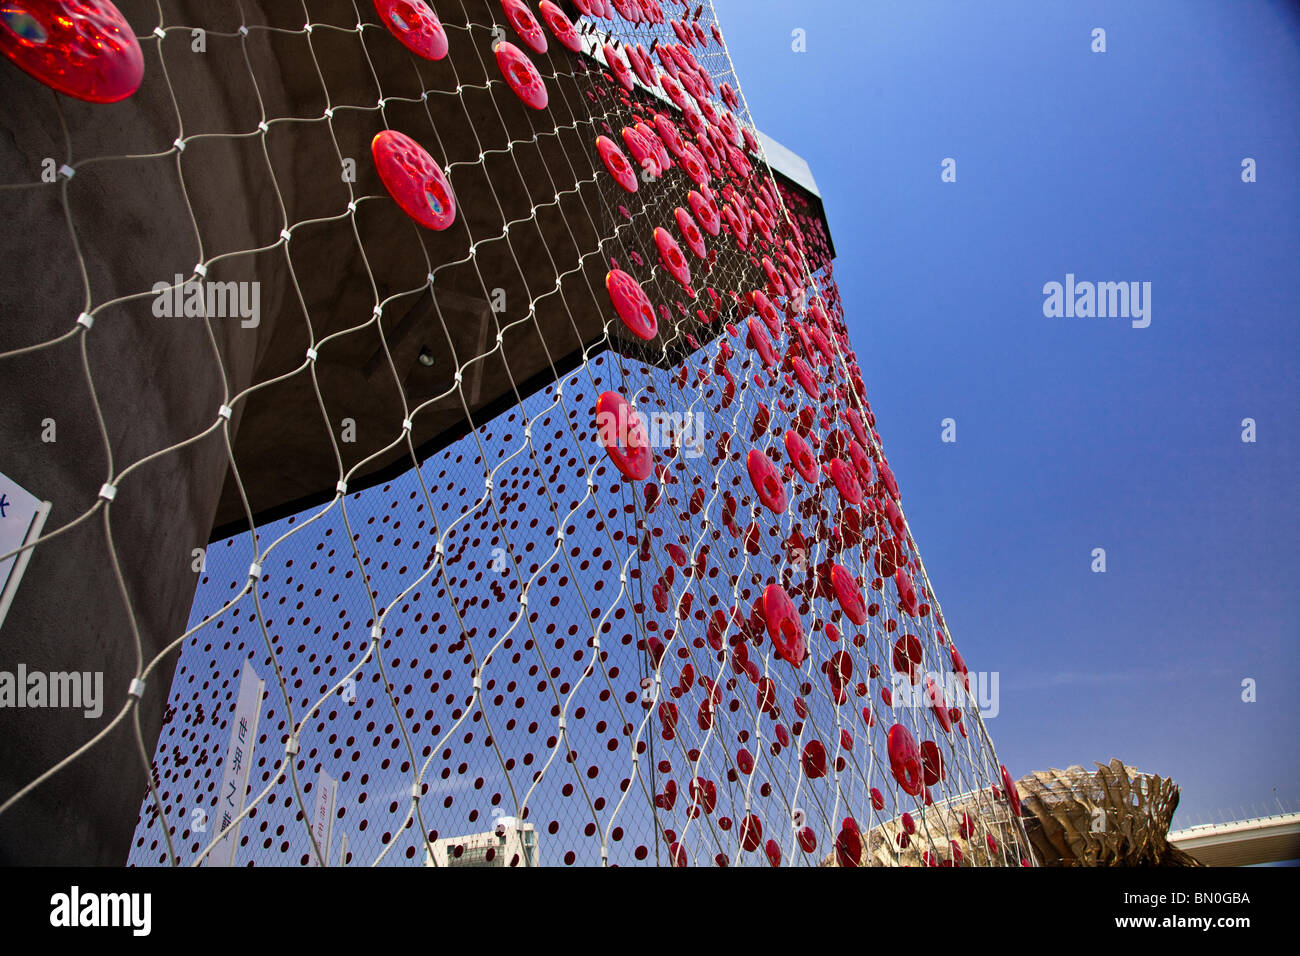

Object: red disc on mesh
[373,0,448,60]
[595,135,639,193]
[892,633,923,682]
[603,41,634,91]
[888,723,924,795]
[747,448,786,514]
[896,568,919,616]
[746,317,776,369]
[784,430,816,482]
[371,130,456,230]
[921,739,945,786]
[792,356,818,399]
[835,819,862,867]
[751,290,780,334]
[829,457,863,504]
[606,269,657,339]
[878,459,900,499]
[596,135,637,192]
[596,390,652,480]
[925,677,952,732]
[679,144,710,185]
[831,563,866,626]
[1001,765,1022,815]
[501,0,547,53]
[740,813,763,852]
[688,189,721,236]
[673,207,705,258]
[801,740,828,779]
[621,125,657,178]
[0,0,143,103]
[876,536,903,578]
[538,0,581,52]
[653,227,691,290]
[655,113,686,159]
[763,583,805,666]
[494,40,547,109]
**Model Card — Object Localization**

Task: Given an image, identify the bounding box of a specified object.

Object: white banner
[0,469,50,631]
[306,768,337,866]
[207,658,263,866]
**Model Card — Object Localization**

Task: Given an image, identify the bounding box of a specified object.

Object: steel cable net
[0,0,1031,867]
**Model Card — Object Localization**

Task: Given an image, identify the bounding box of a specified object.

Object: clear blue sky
[715,0,1300,825]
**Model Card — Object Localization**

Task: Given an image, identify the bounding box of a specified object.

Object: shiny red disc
[673,206,705,258]
[0,0,143,103]
[678,143,710,185]
[620,125,658,178]
[494,40,547,109]
[688,189,721,236]
[373,0,448,60]
[831,563,866,625]
[801,740,828,779]
[784,430,817,482]
[1001,765,1022,816]
[606,269,657,339]
[829,457,863,504]
[371,130,456,230]
[750,290,779,333]
[792,356,818,399]
[763,583,805,666]
[501,0,547,53]
[888,723,924,796]
[653,227,691,291]
[603,41,634,91]
[748,448,786,514]
[746,316,776,369]
[538,0,581,52]
[596,135,637,192]
[921,739,945,786]
[596,390,652,480]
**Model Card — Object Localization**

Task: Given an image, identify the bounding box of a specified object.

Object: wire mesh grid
[0,0,1033,866]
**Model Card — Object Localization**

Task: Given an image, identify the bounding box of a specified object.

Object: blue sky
[714,0,1300,825]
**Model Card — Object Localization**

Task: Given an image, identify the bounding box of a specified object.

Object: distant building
[425,818,538,868]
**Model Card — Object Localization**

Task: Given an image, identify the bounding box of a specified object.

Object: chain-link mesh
[0,0,1033,866]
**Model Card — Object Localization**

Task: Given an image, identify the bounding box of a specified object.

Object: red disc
[751,290,780,334]
[925,677,952,732]
[878,459,900,500]
[0,0,143,103]
[655,114,687,160]
[596,135,637,192]
[679,143,710,185]
[494,40,547,109]
[747,448,786,514]
[895,568,919,616]
[603,41,634,91]
[921,739,945,786]
[829,457,863,504]
[763,583,805,666]
[801,740,828,779]
[1001,765,1022,816]
[746,316,776,369]
[792,356,819,399]
[784,430,817,482]
[888,723,924,796]
[653,227,691,290]
[621,125,657,178]
[373,0,448,60]
[688,189,721,236]
[606,269,657,339]
[673,207,705,258]
[501,0,547,53]
[835,819,862,867]
[538,0,581,52]
[831,563,866,626]
[596,390,652,480]
[371,130,456,230]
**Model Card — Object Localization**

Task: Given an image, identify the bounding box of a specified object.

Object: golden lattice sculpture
[1016,759,1201,867]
